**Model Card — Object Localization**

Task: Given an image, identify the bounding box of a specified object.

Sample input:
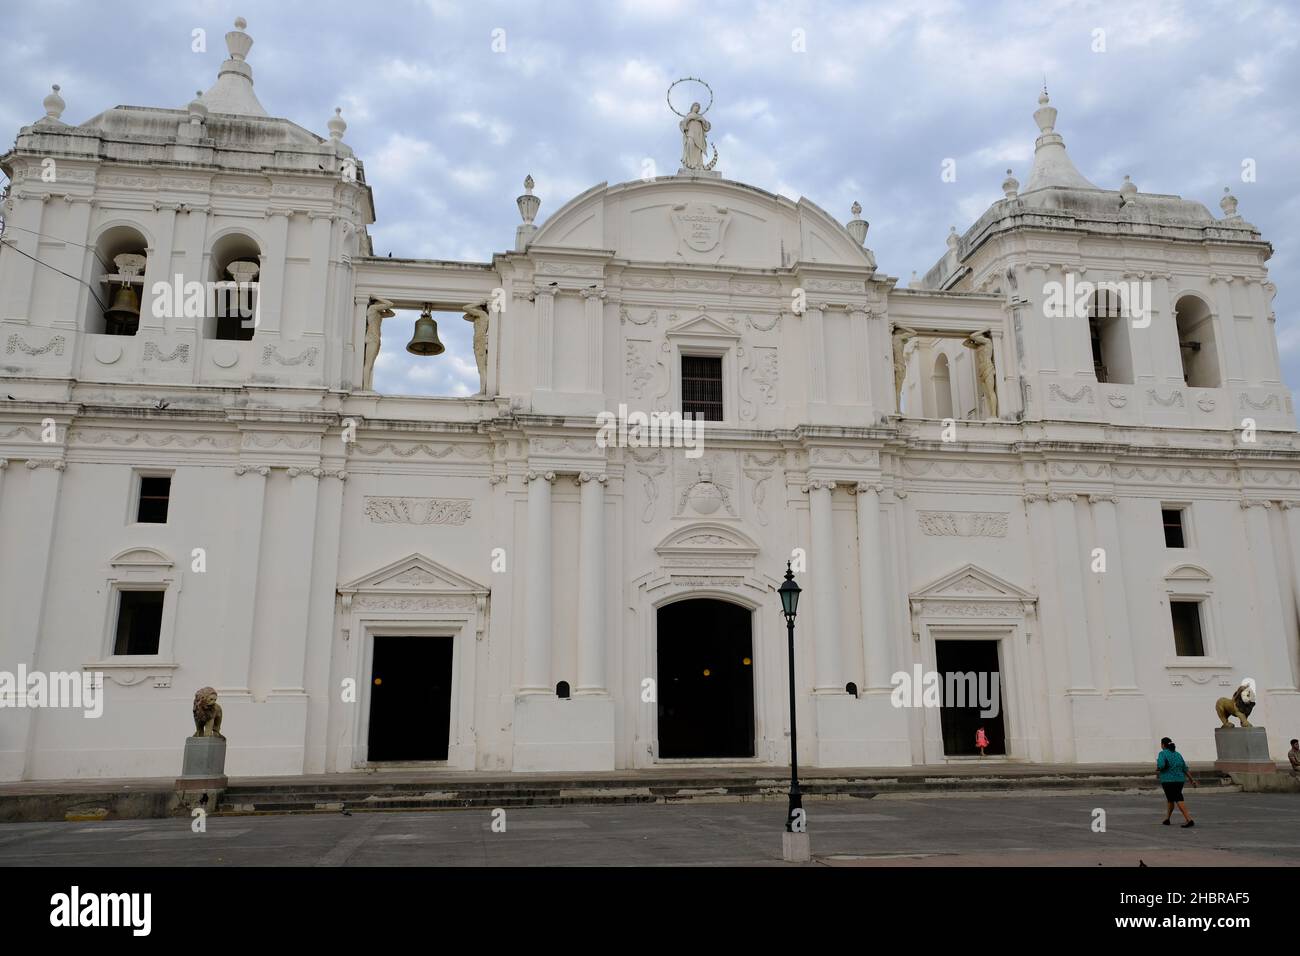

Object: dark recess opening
[113,590,165,655]
[657,599,754,758]
[368,635,453,761]
[935,639,1006,756]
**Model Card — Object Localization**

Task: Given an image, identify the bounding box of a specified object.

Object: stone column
[140,204,178,333]
[806,305,827,405]
[534,290,555,391]
[1088,494,1138,690]
[1243,500,1296,690]
[1049,492,1095,690]
[521,470,555,693]
[348,295,368,391]
[576,472,607,694]
[854,482,891,689]
[0,457,64,779]
[1148,273,1184,386]
[1209,274,1244,386]
[806,479,842,692]
[269,467,322,694]
[580,289,605,393]
[222,465,268,690]
[0,193,45,321]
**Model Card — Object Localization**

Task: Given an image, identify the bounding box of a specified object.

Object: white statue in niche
[462,302,490,395]
[362,297,395,391]
[962,328,998,418]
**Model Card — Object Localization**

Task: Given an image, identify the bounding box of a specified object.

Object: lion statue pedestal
[176,686,228,793]
[1213,682,1275,774]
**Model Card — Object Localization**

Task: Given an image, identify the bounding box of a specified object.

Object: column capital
[1086,493,1119,505]
[234,464,270,478]
[578,471,607,484]
[1240,497,1272,510]
[1047,491,1077,503]
[851,481,884,495]
[25,457,65,471]
[526,470,556,483]
[0,458,7,470]
[1278,500,1296,511]
[802,479,836,493]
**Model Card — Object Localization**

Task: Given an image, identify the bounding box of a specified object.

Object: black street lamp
[778,561,802,832]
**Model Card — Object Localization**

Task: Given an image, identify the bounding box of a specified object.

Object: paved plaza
[2,789,1296,867]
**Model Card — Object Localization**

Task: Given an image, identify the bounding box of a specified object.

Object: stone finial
[328,107,347,141]
[908,270,922,289]
[1220,186,1239,218]
[1119,174,1138,205]
[1002,168,1019,200]
[42,84,65,122]
[846,201,869,246]
[946,225,959,250]
[226,17,253,61]
[187,91,208,125]
[1033,87,1056,134]
[517,174,540,224]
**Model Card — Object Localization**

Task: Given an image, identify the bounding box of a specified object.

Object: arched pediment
[529,177,874,270]
[109,547,173,569]
[338,553,489,596]
[655,522,761,557]
[1165,563,1212,583]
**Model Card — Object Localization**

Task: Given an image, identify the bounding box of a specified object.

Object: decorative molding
[1239,393,1280,411]
[353,441,491,459]
[141,342,190,364]
[262,345,319,367]
[1147,388,1185,408]
[917,511,1008,537]
[1048,383,1094,404]
[5,334,65,357]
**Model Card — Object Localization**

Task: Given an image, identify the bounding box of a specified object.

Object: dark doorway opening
[657,599,754,759]
[368,635,453,761]
[935,639,1006,756]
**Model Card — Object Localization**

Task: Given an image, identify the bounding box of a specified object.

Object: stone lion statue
[192,686,224,738]
[1215,681,1256,728]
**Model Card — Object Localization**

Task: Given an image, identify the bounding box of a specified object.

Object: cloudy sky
[3,0,1298,398]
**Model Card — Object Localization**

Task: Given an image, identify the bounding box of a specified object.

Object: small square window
[1162,507,1185,548]
[1169,600,1205,657]
[113,590,165,655]
[137,475,171,523]
[681,355,723,421]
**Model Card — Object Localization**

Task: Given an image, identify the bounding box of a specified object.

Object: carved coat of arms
[670,202,731,260]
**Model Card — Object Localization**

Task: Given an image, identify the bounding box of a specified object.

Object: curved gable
[530,176,873,270]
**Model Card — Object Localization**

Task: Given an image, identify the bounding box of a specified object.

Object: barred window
[681,355,723,421]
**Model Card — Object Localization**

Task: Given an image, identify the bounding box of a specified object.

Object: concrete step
[213,769,1188,816]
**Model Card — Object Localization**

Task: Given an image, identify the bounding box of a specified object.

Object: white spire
[200,17,268,117]
[1023,87,1095,192]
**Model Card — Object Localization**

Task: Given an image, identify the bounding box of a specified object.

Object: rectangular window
[137,475,171,523]
[1169,600,1205,657]
[681,355,723,421]
[1162,507,1185,548]
[113,590,165,655]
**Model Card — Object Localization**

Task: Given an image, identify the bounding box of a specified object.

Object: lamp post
[778,561,802,834]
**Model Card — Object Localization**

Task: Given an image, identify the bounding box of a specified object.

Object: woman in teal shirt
[1157,736,1197,827]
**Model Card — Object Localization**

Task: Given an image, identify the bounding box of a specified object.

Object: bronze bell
[104,283,141,336]
[406,307,445,356]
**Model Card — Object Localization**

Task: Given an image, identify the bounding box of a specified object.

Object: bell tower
[0,17,375,396]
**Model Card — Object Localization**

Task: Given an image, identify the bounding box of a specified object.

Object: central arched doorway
[657,599,755,758]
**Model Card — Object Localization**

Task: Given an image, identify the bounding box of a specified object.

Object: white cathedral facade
[2,19,1298,781]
